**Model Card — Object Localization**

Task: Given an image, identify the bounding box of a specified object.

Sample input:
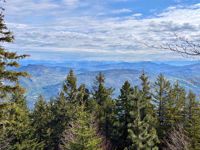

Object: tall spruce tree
[92,72,115,142]
[1,92,43,150]
[185,91,200,149]
[114,81,133,149]
[47,70,79,149]
[59,104,103,150]
[49,92,74,149]
[62,69,77,102]
[153,74,171,137]
[166,82,186,127]
[32,95,52,148]
[127,73,159,150]
[0,2,29,145]
[0,1,28,99]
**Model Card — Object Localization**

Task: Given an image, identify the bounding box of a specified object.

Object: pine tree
[32,95,51,148]
[153,74,171,136]
[92,72,115,141]
[185,91,200,149]
[0,3,29,146]
[59,104,103,150]
[127,73,159,150]
[48,93,74,149]
[166,82,186,127]
[114,81,133,149]
[1,92,43,150]
[0,2,28,99]
[62,69,77,102]
[45,70,79,149]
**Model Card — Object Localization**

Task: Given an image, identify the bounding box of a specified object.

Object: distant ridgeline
[17,61,200,107]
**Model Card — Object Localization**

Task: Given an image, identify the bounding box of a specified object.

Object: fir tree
[62,69,77,102]
[49,93,74,149]
[59,104,103,150]
[32,95,51,148]
[114,81,133,149]
[1,92,43,150]
[153,74,171,136]
[185,91,200,149]
[127,73,159,150]
[166,82,186,127]
[0,1,28,99]
[0,3,29,146]
[92,72,115,141]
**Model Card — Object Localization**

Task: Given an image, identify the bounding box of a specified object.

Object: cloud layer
[3,0,200,61]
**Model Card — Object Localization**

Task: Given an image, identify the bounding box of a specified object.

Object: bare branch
[143,33,200,57]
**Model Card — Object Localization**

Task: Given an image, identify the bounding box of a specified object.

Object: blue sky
[3,0,200,62]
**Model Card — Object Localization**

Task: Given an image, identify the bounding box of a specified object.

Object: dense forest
[1,1,200,150]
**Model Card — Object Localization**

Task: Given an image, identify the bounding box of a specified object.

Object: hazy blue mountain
[17,61,200,107]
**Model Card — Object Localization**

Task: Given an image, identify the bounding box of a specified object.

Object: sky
[3,0,200,62]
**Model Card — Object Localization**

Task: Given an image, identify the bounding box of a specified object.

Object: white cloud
[3,1,200,61]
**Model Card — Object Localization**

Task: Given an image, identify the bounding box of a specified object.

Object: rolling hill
[17,61,200,107]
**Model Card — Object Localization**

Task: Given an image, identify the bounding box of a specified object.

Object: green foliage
[165,82,186,127]
[59,104,103,150]
[62,69,77,102]
[0,3,28,99]
[114,81,133,149]
[2,66,200,150]
[31,95,51,148]
[0,92,43,150]
[127,73,159,150]
[153,74,171,136]
[185,91,200,149]
[92,72,115,141]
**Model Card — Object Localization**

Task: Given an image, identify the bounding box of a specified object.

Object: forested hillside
[18,62,200,106]
[2,69,200,149]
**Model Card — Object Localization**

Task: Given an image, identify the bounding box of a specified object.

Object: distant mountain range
[17,61,200,107]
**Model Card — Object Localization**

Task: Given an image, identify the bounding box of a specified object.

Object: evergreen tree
[59,104,103,150]
[153,74,171,136]
[92,72,115,141]
[62,69,77,102]
[114,81,133,149]
[1,92,43,150]
[0,3,29,148]
[166,82,186,127]
[0,1,28,99]
[185,91,200,149]
[48,93,74,149]
[32,95,51,148]
[127,73,159,150]
[46,70,79,149]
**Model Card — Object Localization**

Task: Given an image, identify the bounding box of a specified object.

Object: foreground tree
[62,69,77,102]
[153,74,171,137]
[114,81,133,149]
[1,92,43,150]
[0,2,28,99]
[59,104,103,150]
[127,74,159,150]
[92,73,115,142]
[185,91,200,149]
[32,95,51,148]
[0,2,31,149]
